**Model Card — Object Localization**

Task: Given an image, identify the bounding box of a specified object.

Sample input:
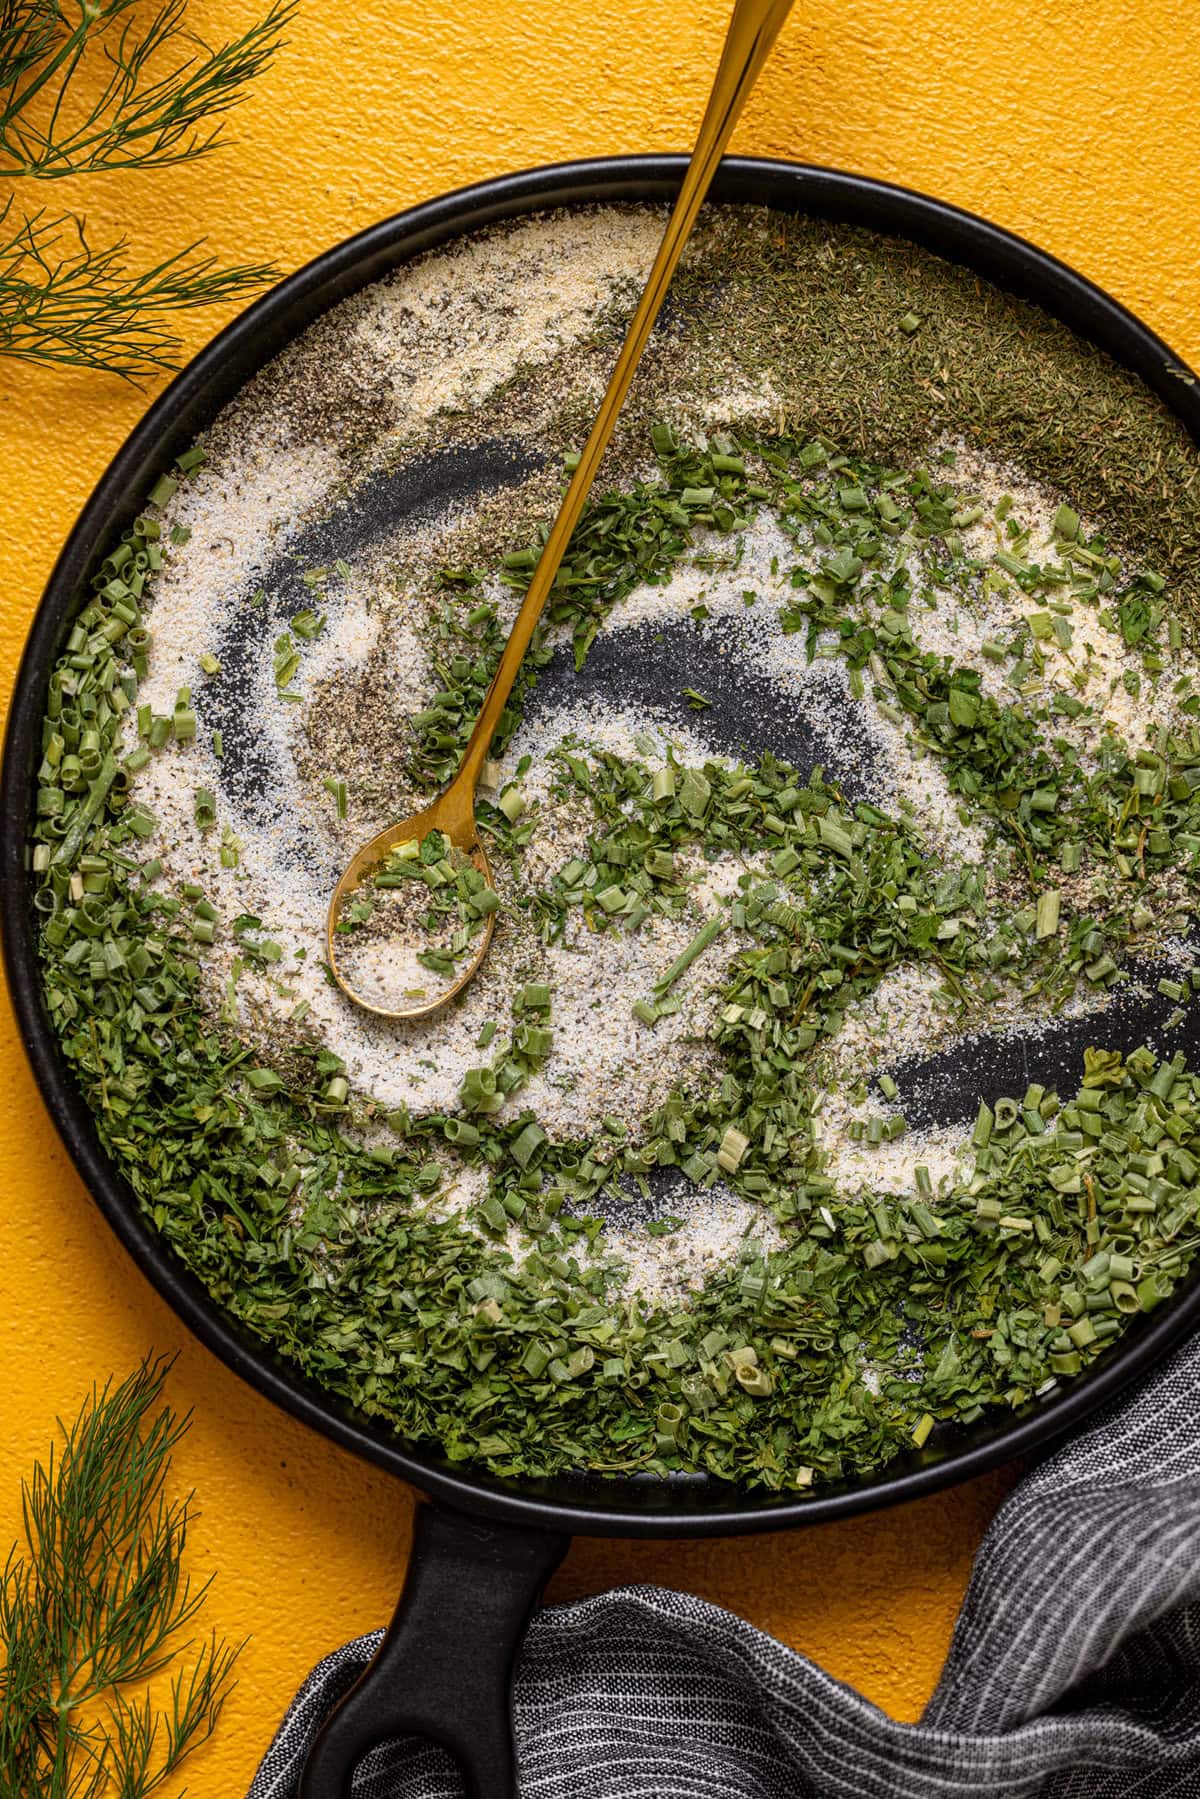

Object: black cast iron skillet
[5,156,1200,1798]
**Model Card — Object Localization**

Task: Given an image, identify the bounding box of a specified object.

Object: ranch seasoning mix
[31,204,1200,1488]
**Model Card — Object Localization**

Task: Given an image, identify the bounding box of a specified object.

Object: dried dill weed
[32,202,1200,1491]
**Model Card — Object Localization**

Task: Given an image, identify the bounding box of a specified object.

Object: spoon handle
[453,0,795,794]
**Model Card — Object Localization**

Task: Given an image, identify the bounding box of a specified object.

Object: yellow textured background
[2,1,1198,1791]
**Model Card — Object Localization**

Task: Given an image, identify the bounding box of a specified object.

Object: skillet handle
[297,1501,568,1799]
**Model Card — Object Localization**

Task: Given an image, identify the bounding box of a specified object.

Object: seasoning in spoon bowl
[332,829,502,1013]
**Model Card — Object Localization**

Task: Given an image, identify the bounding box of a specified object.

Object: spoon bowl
[325,795,496,1022]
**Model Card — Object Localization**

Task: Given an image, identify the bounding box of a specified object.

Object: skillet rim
[5,152,1200,1537]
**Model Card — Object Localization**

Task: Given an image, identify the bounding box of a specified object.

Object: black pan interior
[5,156,1200,1538]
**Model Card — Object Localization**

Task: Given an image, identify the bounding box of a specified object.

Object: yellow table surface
[2,2,1197,1790]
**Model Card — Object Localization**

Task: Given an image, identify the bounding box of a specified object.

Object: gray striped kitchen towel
[250,1331,1200,1798]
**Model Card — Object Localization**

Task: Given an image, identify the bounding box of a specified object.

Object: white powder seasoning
[597,1183,785,1310]
[821,962,957,1083]
[812,1094,972,1201]
[335,933,458,1014]
[350,209,664,427]
[919,440,1200,761]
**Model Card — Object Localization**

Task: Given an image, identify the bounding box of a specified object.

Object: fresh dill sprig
[0,0,295,376]
[0,1358,241,1797]
[0,196,279,372]
[0,0,295,180]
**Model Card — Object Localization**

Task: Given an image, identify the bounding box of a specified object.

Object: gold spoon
[327,0,795,1020]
